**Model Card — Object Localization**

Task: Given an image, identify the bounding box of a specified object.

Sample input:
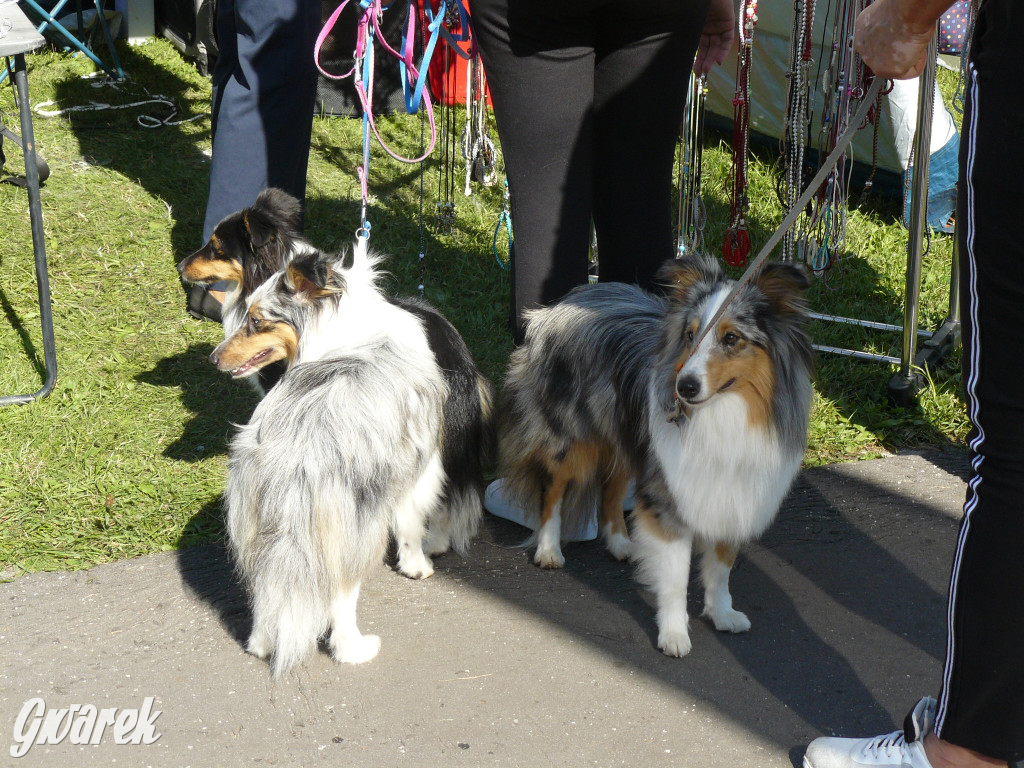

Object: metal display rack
[808,32,961,404]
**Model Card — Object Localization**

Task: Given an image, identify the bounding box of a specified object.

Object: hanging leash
[722,0,758,267]
[315,0,438,164]
[669,75,883,422]
[779,0,815,261]
[492,178,512,268]
[676,73,708,256]
[462,52,497,193]
[434,34,457,233]
[805,0,874,277]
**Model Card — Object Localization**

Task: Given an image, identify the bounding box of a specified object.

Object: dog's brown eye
[250,316,263,331]
[722,331,740,347]
[686,328,695,343]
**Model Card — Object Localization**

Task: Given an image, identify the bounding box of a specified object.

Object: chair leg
[0,54,57,406]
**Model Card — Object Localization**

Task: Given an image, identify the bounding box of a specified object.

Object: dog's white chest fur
[649,391,801,543]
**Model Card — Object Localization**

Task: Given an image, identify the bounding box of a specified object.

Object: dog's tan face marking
[181,252,243,284]
[211,302,299,378]
[671,317,702,378]
[673,314,775,428]
[178,232,244,285]
[702,321,775,429]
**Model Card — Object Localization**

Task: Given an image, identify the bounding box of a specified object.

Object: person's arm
[694,0,735,76]
[854,0,957,79]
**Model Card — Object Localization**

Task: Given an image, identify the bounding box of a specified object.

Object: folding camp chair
[1,0,124,84]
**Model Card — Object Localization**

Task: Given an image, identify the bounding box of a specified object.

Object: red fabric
[426,0,492,106]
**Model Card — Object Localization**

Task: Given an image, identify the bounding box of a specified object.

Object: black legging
[935,0,1024,760]
[472,0,713,341]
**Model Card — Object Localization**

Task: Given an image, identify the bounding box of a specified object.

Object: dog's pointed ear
[243,188,303,249]
[755,261,810,315]
[254,188,303,230]
[242,207,278,251]
[657,255,722,301]
[285,253,342,300]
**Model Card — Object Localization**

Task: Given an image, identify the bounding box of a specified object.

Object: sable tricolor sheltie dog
[178,188,493,573]
[499,255,813,657]
[212,244,491,676]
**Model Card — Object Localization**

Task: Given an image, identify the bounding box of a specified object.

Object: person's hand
[854,0,953,79]
[694,0,735,76]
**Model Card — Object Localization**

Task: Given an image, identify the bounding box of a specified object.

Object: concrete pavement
[0,450,971,767]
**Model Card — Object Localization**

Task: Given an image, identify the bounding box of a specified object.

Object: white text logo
[10,697,162,758]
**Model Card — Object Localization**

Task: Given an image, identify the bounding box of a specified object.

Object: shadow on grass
[0,285,47,383]
[135,341,260,460]
[53,42,212,262]
[805,249,963,452]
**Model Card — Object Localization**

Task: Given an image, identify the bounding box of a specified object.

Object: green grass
[0,40,969,577]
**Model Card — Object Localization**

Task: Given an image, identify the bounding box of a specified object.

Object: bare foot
[922,734,1007,768]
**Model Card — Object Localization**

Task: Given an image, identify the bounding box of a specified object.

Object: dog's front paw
[534,543,565,569]
[332,633,381,665]
[705,606,751,634]
[397,548,435,580]
[604,530,634,562]
[656,604,691,657]
[423,527,452,557]
[657,629,693,658]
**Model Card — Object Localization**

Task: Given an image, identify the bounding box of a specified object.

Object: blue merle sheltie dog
[178,188,493,571]
[498,255,813,657]
[210,243,492,677]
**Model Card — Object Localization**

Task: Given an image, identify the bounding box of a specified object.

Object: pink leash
[314,0,437,169]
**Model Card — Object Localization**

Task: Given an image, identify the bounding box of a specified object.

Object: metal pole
[899,32,938,381]
[0,54,58,406]
[948,219,961,323]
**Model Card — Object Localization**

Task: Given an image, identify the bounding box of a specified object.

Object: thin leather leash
[669,75,883,421]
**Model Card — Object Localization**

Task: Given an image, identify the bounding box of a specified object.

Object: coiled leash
[677,73,708,257]
[315,0,451,164]
[668,75,884,423]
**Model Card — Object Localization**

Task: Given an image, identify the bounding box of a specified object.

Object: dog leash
[315,0,439,163]
[670,75,883,419]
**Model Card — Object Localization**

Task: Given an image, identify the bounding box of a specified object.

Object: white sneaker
[803,697,937,768]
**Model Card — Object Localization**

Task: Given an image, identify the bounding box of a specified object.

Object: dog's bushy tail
[232,528,332,679]
[255,566,330,680]
[440,371,495,554]
[228,463,351,679]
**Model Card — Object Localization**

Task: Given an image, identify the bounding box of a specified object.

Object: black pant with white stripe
[937,0,1024,760]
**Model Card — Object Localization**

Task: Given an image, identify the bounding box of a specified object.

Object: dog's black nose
[175,257,187,274]
[209,349,221,367]
[676,375,701,400]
